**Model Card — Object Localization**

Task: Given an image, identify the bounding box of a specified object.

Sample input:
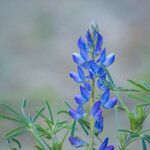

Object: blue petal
[99,138,109,150]
[78,37,88,60]
[97,48,106,64]
[69,108,82,120]
[103,97,117,109]
[86,30,93,46]
[100,90,110,105]
[94,109,103,124]
[95,120,103,133]
[72,53,85,65]
[77,105,84,116]
[70,66,85,83]
[75,95,87,105]
[94,32,103,56]
[96,32,103,46]
[97,77,108,92]
[78,37,87,51]
[91,101,101,117]
[69,136,87,148]
[84,82,91,92]
[70,72,83,83]
[105,146,114,150]
[80,86,90,100]
[78,66,85,80]
[103,54,115,66]
[87,60,99,78]
[89,70,95,79]
[88,60,99,74]
[97,67,104,77]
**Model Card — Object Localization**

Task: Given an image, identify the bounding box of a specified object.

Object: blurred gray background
[0,0,150,149]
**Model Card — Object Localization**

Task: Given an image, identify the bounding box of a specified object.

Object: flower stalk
[88,79,95,150]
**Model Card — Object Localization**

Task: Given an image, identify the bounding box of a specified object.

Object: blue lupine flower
[69,23,116,149]
[78,37,88,60]
[80,85,90,100]
[91,103,103,133]
[69,136,88,148]
[93,32,103,56]
[69,105,84,120]
[91,101,101,117]
[84,82,92,92]
[97,48,106,64]
[72,53,85,65]
[92,90,117,112]
[99,138,114,150]
[97,74,108,92]
[86,30,93,46]
[103,54,115,67]
[100,90,117,109]
[75,95,88,105]
[87,60,104,79]
[70,66,85,83]
[75,85,91,105]
[97,48,115,67]
[94,109,103,133]
[91,91,109,116]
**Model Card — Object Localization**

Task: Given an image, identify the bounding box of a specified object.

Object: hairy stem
[88,79,95,150]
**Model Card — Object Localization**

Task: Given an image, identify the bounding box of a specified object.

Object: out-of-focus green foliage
[0,100,70,150]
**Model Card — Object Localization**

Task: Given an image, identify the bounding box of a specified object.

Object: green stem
[28,124,50,150]
[115,106,120,129]
[114,91,130,115]
[61,127,71,149]
[88,79,95,150]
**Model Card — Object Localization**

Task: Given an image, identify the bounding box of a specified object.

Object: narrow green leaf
[64,101,72,109]
[5,126,26,139]
[144,135,150,143]
[8,138,22,149]
[0,114,22,123]
[6,129,25,140]
[71,120,76,137]
[40,114,52,129]
[128,80,150,91]
[33,106,45,122]
[57,110,69,115]
[45,101,54,123]
[117,87,139,92]
[118,129,139,137]
[78,120,89,135]
[1,104,24,121]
